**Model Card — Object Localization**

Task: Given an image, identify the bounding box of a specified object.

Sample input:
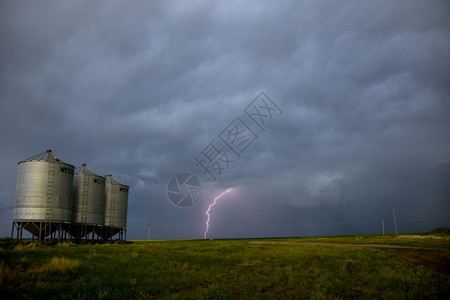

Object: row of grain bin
[11,150,129,242]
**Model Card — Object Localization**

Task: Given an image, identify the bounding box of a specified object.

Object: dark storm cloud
[1,0,449,239]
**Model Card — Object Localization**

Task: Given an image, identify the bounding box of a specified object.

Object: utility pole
[392,206,398,236]
[382,218,385,237]
[147,224,150,241]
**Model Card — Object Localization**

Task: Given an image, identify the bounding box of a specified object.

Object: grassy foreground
[1,233,449,299]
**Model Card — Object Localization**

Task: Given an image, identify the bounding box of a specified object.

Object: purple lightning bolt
[204,189,231,239]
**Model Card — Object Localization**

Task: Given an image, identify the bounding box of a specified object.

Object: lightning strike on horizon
[204,188,231,239]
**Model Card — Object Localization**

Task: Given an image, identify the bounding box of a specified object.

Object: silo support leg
[16,223,20,241]
[39,223,42,243]
[11,222,15,239]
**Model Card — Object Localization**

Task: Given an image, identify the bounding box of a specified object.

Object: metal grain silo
[12,150,74,241]
[72,164,106,225]
[102,174,128,240]
[104,174,128,227]
[70,164,106,240]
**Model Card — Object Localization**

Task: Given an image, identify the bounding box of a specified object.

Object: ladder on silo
[81,175,89,224]
[44,165,55,240]
[109,188,116,228]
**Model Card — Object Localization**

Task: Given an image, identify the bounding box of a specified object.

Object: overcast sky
[1,1,449,239]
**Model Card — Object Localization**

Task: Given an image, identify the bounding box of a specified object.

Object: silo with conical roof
[101,174,128,240]
[12,150,74,240]
[72,164,106,225]
[70,164,106,240]
[104,174,128,227]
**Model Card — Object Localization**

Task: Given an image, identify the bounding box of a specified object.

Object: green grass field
[1,231,449,299]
